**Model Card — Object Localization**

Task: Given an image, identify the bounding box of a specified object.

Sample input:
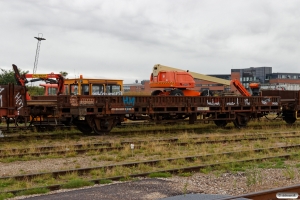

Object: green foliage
[60,71,68,78]
[295,163,300,168]
[99,179,112,184]
[0,67,29,85]
[178,172,192,177]
[273,159,285,169]
[246,169,262,187]
[16,188,50,196]
[0,193,14,200]
[62,179,93,189]
[27,86,45,96]
[148,172,172,178]
[0,179,16,188]
[0,68,16,84]
[283,167,295,179]
[200,166,213,174]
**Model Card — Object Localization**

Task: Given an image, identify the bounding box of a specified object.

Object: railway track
[0,121,299,143]
[1,146,298,195]
[1,131,300,159]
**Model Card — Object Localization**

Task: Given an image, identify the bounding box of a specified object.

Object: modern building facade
[231,67,272,89]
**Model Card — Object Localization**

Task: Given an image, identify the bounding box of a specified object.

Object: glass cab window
[92,84,104,95]
[81,84,89,95]
[106,85,122,95]
[70,84,79,95]
[48,87,57,95]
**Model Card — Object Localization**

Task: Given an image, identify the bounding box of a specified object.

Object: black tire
[170,89,184,96]
[284,117,296,124]
[73,118,93,134]
[214,120,228,127]
[233,115,249,128]
[76,124,93,134]
[214,114,227,127]
[283,111,297,124]
[200,90,213,96]
[151,90,162,96]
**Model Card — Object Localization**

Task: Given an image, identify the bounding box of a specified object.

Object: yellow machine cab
[63,75,123,95]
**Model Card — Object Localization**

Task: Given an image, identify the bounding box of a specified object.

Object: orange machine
[249,82,261,96]
[231,79,251,97]
[231,79,261,96]
[149,70,200,96]
[39,83,58,95]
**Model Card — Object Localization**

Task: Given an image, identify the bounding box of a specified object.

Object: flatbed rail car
[57,95,281,134]
[261,90,300,124]
[0,84,29,129]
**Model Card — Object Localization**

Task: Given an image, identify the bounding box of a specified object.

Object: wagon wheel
[214,114,227,128]
[76,124,93,134]
[76,123,93,134]
[73,118,93,134]
[88,117,117,135]
[233,114,250,128]
[170,89,184,96]
[283,116,296,124]
[93,127,109,135]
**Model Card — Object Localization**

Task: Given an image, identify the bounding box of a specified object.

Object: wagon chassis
[56,95,281,134]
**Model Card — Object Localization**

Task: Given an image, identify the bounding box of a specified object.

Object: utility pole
[33,33,46,74]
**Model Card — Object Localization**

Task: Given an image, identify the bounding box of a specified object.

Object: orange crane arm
[12,64,65,96]
[231,79,251,97]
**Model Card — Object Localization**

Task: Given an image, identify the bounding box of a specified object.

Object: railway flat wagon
[261,90,300,124]
[57,95,281,134]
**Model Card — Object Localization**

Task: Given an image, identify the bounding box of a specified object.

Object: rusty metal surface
[27,100,57,106]
[57,95,281,115]
[0,84,28,118]
[261,90,299,100]
[30,96,57,101]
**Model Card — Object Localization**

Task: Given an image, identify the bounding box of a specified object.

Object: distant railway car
[261,90,300,124]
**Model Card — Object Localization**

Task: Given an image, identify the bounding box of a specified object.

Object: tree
[0,67,29,84]
[60,71,68,78]
[27,86,45,96]
[0,68,16,84]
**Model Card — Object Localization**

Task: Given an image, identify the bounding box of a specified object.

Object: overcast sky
[1,0,300,83]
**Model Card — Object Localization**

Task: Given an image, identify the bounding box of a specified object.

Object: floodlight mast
[33,33,46,74]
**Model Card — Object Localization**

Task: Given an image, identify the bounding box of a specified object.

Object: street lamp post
[33,33,46,74]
